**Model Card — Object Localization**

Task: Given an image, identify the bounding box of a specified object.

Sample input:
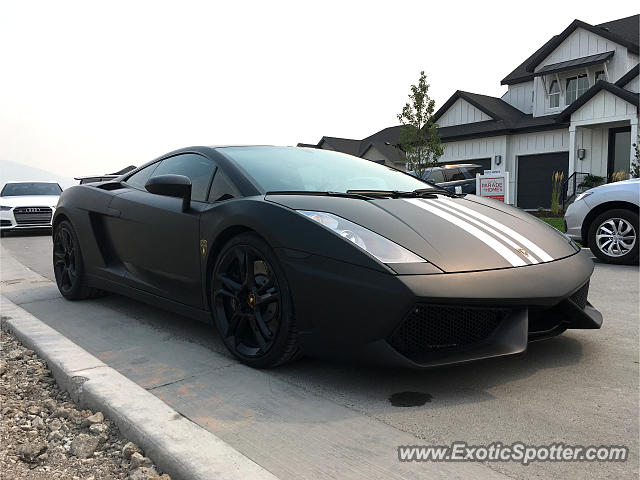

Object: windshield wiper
[265,190,373,200]
[346,188,451,199]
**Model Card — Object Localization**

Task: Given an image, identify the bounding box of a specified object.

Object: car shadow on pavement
[270,333,585,411]
[1,228,52,238]
[6,283,586,415]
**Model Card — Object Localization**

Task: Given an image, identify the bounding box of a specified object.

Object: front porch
[563,118,637,207]
[563,82,639,182]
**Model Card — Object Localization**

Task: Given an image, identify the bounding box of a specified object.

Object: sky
[1,1,637,179]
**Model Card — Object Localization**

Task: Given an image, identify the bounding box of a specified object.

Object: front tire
[211,233,300,368]
[53,220,104,299]
[588,209,638,265]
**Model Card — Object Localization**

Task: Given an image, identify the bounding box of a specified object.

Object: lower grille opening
[388,304,509,357]
[0,220,11,227]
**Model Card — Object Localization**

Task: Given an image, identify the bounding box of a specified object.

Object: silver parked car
[564,178,639,265]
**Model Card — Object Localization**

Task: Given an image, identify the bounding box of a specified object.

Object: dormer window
[549,80,560,108]
[566,74,588,105]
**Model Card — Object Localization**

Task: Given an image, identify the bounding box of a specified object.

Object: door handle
[105,208,121,218]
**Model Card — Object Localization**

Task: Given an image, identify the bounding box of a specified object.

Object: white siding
[361,146,395,168]
[438,136,506,166]
[436,98,491,127]
[570,90,638,122]
[574,127,609,177]
[537,28,629,79]
[532,28,630,117]
[622,74,639,93]
[438,127,614,204]
[501,81,534,113]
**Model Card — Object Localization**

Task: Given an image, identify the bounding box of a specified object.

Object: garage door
[439,158,491,170]
[517,152,569,209]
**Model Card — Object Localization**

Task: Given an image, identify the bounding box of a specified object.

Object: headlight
[0,205,11,211]
[299,210,426,264]
[574,192,592,202]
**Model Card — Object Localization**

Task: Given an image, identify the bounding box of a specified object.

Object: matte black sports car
[52,146,602,368]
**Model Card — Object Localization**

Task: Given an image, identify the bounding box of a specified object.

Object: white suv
[564,178,639,265]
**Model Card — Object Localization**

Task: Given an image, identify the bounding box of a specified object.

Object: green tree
[397,71,443,178]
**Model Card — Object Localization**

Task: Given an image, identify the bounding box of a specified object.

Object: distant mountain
[0,160,75,189]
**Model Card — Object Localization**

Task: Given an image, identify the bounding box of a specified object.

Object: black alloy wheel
[53,220,103,300]
[212,233,299,367]
[53,224,78,294]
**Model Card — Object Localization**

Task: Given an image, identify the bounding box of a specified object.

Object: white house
[301,14,639,209]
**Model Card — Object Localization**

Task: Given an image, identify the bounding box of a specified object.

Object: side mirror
[145,174,192,212]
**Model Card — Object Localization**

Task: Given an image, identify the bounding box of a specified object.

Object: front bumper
[564,199,590,243]
[0,207,54,230]
[278,248,601,367]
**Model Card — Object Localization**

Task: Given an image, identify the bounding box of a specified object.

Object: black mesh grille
[569,282,589,310]
[13,206,52,225]
[388,304,509,356]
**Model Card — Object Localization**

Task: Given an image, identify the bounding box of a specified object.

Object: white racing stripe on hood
[405,198,527,267]
[422,199,540,264]
[438,197,555,263]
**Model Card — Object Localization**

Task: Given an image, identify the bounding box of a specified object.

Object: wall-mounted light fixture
[494,155,502,166]
[577,148,586,160]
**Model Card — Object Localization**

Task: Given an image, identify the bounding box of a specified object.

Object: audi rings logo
[25,208,42,213]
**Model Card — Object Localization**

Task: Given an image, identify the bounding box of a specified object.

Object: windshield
[1,182,62,196]
[219,146,432,193]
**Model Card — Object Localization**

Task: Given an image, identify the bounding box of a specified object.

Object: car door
[106,153,216,308]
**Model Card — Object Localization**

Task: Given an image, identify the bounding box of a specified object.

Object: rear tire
[211,233,300,368]
[588,209,638,265]
[53,220,105,299]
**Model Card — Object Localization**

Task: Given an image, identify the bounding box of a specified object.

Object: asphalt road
[1,231,638,480]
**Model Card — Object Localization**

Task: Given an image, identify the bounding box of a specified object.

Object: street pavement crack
[146,363,237,391]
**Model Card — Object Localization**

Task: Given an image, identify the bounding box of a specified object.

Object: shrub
[550,171,564,216]
[611,170,630,183]
[578,174,605,190]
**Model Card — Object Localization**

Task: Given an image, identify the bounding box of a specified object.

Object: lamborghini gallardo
[52,146,602,368]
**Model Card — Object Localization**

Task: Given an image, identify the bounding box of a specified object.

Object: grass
[540,217,565,232]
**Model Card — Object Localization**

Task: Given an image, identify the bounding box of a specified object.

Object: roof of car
[2,180,60,185]
[428,164,482,170]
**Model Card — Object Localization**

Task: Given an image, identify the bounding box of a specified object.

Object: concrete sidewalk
[0,241,512,480]
[1,296,278,480]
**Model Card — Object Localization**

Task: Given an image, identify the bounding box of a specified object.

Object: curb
[0,296,278,480]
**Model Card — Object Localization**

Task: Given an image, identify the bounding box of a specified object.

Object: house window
[549,80,560,108]
[566,74,589,105]
[595,70,606,82]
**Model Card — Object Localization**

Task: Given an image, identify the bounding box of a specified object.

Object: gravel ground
[0,326,171,480]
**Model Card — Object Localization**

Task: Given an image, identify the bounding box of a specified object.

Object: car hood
[0,195,60,208]
[267,194,578,273]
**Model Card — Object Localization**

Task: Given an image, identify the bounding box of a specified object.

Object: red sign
[479,176,506,202]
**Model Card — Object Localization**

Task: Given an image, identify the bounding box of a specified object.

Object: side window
[566,74,588,105]
[151,154,216,202]
[208,170,241,202]
[446,168,466,181]
[425,169,445,183]
[466,167,483,178]
[125,163,160,190]
[549,80,560,108]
